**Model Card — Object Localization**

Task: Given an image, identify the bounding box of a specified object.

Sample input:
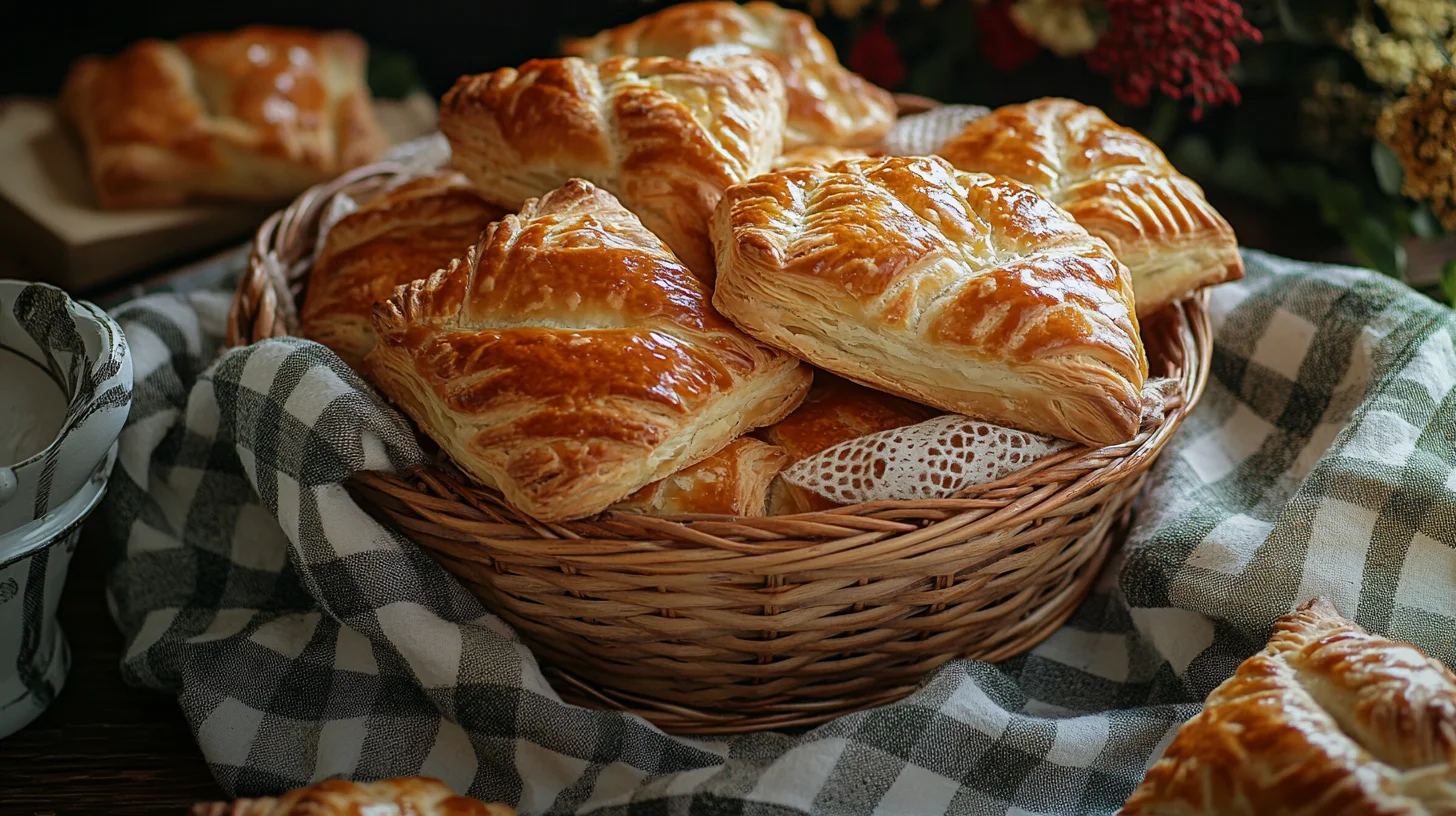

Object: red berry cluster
[1086,0,1262,120]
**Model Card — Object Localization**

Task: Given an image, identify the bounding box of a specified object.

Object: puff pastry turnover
[439,54,785,282]
[562,1,896,149]
[611,437,788,516]
[937,98,1242,315]
[711,155,1148,446]
[366,179,810,522]
[62,26,387,209]
[189,777,514,816]
[1120,597,1456,816]
[301,171,507,371]
[758,372,937,514]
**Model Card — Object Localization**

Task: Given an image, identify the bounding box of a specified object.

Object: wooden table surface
[0,193,1447,814]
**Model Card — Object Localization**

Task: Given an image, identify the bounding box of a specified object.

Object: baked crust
[189,777,514,816]
[61,26,386,209]
[562,1,896,148]
[1120,597,1456,816]
[438,54,785,282]
[365,179,810,522]
[300,171,507,371]
[937,98,1243,315]
[611,437,788,516]
[757,372,937,514]
[711,155,1147,447]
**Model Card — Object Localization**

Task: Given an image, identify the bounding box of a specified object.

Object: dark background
[0,1,683,98]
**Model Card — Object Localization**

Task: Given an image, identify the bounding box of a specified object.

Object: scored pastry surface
[366,179,809,522]
[711,154,1147,446]
[937,98,1243,315]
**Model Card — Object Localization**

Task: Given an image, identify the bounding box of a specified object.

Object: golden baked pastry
[366,179,810,522]
[438,54,785,282]
[300,171,507,371]
[62,26,387,209]
[189,777,514,816]
[562,1,896,148]
[711,155,1148,447]
[757,372,937,514]
[611,437,788,516]
[771,144,879,172]
[937,98,1243,315]
[1120,597,1456,816]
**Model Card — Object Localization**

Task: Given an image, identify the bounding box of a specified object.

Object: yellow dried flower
[1009,0,1098,57]
[1347,0,1456,89]
[1378,65,1456,229]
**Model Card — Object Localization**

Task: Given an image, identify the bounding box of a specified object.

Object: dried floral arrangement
[785,0,1455,296]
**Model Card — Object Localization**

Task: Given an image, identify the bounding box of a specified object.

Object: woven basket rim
[224,100,1213,540]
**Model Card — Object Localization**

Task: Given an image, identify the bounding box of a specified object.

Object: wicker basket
[226,100,1213,734]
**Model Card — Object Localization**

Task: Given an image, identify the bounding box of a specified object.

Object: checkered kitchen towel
[101,250,1456,815]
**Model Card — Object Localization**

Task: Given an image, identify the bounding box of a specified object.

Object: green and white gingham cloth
[100,250,1456,814]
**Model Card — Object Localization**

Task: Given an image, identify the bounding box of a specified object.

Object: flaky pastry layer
[439,54,786,282]
[937,98,1243,315]
[366,179,809,522]
[1120,597,1456,816]
[712,155,1147,446]
[301,171,507,371]
[563,1,896,149]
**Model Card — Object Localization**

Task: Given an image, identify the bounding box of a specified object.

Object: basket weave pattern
[227,103,1212,733]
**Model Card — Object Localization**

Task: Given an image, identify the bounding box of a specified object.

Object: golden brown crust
[438,54,785,282]
[300,171,508,371]
[365,179,810,522]
[757,372,937,514]
[188,777,516,816]
[1120,597,1456,816]
[937,98,1243,315]
[711,155,1147,447]
[61,26,386,209]
[563,1,896,148]
[611,437,788,516]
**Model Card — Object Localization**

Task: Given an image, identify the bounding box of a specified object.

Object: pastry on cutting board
[62,26,387,209]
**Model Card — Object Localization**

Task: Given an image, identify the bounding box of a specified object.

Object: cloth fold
[102,251,1456,815]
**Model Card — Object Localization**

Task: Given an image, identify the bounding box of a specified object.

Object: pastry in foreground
[366,179,810,522]
[711,155,1148,446]
[189,776,515,815]
[757,372,937,514]
[301,171,507,371]
[937,98,1243,315]
[562,1,896,149]
[1119,597,1456,816]
[611,437,788,516]
[62,26,387,209]
[439,54,785,282]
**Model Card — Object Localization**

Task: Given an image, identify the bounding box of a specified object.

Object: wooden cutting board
[0,94,438,292]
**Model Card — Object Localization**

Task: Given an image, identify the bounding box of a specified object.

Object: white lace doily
[781,378,1179,504]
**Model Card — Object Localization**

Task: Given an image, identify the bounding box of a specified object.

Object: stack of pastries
[295,0,1244,523]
